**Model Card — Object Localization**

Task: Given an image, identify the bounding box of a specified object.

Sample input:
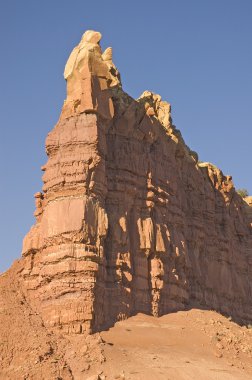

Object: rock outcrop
[4,31,252,338]
[244,196,252,226]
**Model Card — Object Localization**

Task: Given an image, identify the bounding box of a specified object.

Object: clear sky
[0,0,251,272]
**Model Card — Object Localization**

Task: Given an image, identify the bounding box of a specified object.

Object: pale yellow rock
[244,196,252,226]
[64,30,102,80]
[156,224,166,252]
[82,30,102,44]
[102,47,113,62]
[62,30,121,119]
[244,196,252,207]
[138,90,172,130]
[137,217,154,250]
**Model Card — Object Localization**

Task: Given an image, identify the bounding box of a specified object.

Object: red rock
[2,30,252,341]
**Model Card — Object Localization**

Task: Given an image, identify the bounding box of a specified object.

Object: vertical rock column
[21,31,121,333]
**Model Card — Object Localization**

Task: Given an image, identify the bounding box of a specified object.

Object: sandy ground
[95,310,252,380]
[1,266,252,380]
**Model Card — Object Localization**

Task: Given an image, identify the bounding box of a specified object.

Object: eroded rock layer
[12,30,252,334]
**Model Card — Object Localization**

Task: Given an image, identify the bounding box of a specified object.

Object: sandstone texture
[1,29,252,379]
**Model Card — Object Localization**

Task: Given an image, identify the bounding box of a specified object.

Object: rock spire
[10,30,252,334]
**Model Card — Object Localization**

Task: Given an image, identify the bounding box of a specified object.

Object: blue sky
[0,0,251,272]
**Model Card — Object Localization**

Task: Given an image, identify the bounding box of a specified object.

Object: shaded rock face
[18,30,252,334]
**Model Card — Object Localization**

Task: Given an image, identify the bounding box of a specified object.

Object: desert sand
[99,310,252,380]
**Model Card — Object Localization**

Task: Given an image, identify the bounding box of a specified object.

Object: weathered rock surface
[0,261,106,379]
[1,28,252,379]
[244,196,252,226]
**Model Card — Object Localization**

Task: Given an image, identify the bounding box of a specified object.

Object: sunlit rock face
[244,196,252,227]
[19,30,252,334]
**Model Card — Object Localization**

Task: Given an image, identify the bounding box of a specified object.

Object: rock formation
[4,31,252,339]
[244,196,252,226]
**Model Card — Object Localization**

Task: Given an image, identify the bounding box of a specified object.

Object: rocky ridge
[1,29,252,379]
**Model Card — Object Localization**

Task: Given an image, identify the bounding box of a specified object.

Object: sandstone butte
[0,30,252,380]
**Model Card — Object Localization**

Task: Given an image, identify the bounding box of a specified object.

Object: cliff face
[15,30,252,334]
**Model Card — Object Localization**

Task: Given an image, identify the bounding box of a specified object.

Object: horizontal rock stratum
[1,31,252,375]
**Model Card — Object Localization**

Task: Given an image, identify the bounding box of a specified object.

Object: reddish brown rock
[2,30,252,346]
